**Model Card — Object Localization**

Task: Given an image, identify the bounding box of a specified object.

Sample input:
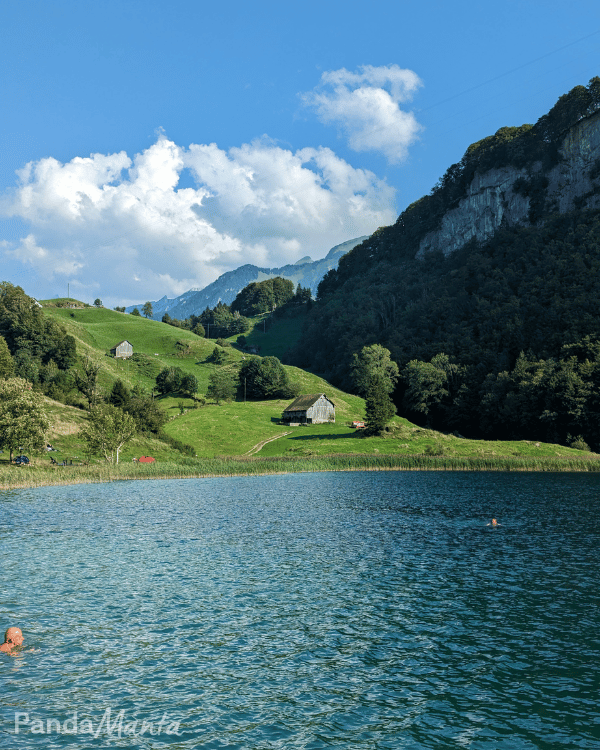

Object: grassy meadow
[2,300,598,489]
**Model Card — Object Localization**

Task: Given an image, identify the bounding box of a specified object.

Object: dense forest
[287,79,600,450]
[0,282,76,393]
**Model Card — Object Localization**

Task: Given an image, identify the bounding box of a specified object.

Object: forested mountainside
[288,79,600,449]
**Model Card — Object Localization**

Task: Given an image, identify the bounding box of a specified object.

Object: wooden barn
[110,340,133,359]
[282,394,335,424]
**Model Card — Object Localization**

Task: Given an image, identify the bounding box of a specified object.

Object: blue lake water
[1,471,599,749]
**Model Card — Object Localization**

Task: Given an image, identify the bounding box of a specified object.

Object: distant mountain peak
[126,236,368,320]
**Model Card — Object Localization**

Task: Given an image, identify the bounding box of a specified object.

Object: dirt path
[245,431,292,456]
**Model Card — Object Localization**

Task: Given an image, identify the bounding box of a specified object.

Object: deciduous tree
[0,335,14,380]
[206,367,237,404]
[155,366,184,395]
[351,344,399,397]
[239,356,297,399]
[0,378,49,461]
[81,404,136,464]
[73,356,102,410]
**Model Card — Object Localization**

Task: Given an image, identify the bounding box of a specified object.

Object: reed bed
[2,452,600,490]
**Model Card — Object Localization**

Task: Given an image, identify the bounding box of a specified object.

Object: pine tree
[109,379,131,409]
[364,375,396,435]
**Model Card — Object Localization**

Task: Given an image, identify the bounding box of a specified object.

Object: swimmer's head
[4,628,23,646]
[491,518,498,526]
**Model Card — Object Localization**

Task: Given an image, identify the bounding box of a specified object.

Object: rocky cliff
[417,108,600,258]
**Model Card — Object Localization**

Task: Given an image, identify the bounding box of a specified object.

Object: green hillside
[40,302,366,459]
[32,302,596,464]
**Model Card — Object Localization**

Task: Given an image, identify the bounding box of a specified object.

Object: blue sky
[1,0,599,307]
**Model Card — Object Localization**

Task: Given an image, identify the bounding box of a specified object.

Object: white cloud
[0,135,396,306]
[302,64,423,163]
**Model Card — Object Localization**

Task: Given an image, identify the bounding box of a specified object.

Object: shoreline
[2,452,600,490]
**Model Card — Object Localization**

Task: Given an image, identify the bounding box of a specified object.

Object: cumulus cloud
[302,64,423,163]
[0,136,396,306]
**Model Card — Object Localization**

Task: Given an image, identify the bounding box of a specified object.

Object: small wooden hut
[110,340,133,359]
[282,394,335,424]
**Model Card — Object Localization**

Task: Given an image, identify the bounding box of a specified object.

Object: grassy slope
[243,312,306,360]
[34,303,597,467]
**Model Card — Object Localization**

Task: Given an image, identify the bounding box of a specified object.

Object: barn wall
[306,397,335,423]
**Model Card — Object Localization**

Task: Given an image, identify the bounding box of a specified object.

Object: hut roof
[111,340,132,349]
[283,393,334,412]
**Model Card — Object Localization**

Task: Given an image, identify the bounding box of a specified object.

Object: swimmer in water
[0,627,24,655]
[486,518,500,526]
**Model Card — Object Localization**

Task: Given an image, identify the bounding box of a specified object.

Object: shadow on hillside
[286,432,363,442]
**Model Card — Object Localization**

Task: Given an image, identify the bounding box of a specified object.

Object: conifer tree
[364,374,397,435]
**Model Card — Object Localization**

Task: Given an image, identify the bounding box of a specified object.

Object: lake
[1,471,599,749]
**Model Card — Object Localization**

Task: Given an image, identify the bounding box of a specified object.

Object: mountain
[289,79,600,449]
[126,236,367,320]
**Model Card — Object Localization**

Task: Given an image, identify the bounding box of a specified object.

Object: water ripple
[1,472,599,748]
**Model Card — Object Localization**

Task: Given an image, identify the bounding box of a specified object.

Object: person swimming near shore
[487,518,501,526]
[1,627,24,655]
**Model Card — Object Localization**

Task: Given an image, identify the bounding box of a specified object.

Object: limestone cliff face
[417,109,600,258]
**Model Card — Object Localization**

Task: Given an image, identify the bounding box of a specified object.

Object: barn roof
[283,393,334,412]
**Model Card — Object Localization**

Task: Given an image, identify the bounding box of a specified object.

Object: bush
[569,436,591,452]
[210,346,227,365]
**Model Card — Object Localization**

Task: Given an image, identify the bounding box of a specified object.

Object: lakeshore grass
[2,452,600,490]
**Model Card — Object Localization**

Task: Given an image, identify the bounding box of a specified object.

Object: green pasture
[42,303,224,393]
[28,301,599,477]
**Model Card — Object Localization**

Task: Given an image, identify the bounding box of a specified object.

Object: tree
[109,379,131,409]
[94,298,102,307]
[81,404,136,464]
[0,282,76,375]
[180,373,198,398]
[293,283,312,305]
[207,367,237,404]
[0,336,14,379]
[210,346,227,365]
[0,378,50,461]
[239,356,297,399]
[126,386,168,433]
[142,301,153,319]
[364,374,397,434]
[192,323,205,338]
[156,366,184,395]
[231,278,294,316]
[131,308,141,317]
[402,359,449,420]
[73,356,102,410]
[351,344,399,397]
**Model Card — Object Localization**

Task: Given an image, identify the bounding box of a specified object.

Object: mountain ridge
[289,78,600,449]
[126,236,367,320]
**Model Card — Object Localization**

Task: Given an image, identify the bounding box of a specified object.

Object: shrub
[569,436,591,452]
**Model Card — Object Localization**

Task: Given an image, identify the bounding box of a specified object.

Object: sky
[1,0,599,308]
